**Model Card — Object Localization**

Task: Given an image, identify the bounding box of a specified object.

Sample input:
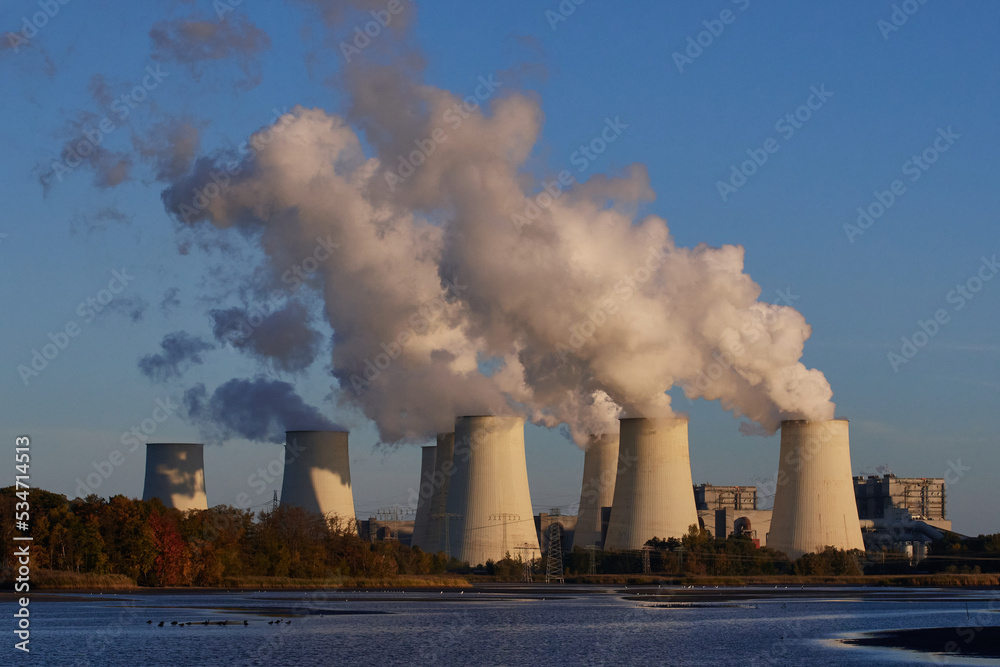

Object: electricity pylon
[545,522,564,583]
[584,545,598,575]
[490,513,519,557]
[433,513,462,559]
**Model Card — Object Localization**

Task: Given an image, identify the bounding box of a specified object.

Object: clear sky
[2,1,998,534]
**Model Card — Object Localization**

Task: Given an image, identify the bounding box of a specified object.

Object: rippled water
[24,586,1000,665]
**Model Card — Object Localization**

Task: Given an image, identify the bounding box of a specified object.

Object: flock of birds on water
[146,619,290,627]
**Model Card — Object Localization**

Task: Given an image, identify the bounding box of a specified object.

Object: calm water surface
[23,586,1000,666]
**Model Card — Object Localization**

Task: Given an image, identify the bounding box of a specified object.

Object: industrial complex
[140,417,956,567]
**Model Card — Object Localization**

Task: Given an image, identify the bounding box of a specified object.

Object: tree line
[0,487,458,586]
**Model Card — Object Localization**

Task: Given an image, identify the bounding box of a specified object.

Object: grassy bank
[563,573,1000,587]
[215,574,472,589]
[6,571,471,591]
[30,570,139,590]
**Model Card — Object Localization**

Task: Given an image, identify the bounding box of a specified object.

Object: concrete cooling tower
[445,416,540,565]
[142,443,208,511]
[281,431,356,526]
[409,445,437,550]
[424,432,455,554]
[572,433,620,550]
[604,417,699,550]
[768,419,865,559]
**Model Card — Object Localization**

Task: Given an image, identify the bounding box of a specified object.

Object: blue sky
[2,1,998,533]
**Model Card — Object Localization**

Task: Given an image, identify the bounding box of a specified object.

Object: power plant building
[604,417,699,550]
[280,431,356,528]
[854,474,950,532]
[694,484,772,546]
[445,416,540,565]
[767,419,865,559]
[142,443,208,511]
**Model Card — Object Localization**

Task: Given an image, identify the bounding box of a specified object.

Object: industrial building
[134,414,957,566]
[142,443,208,511]
[694,484,773,547]
[280,431,356,528]
[854,474,950,531]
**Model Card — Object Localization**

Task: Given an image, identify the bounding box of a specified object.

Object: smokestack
[409,445,437,550]
[424,432,455,554]
[445,416,540,565]
[768,419,865,559]
[572,433,619,550]
[280,431,356,527]
[142,443,208,511]
[604,418,698,550]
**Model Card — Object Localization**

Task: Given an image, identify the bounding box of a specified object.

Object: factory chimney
[572,433,620,550]
[767,419,865,559]
[280,431,356,528]
[142,443,208,511]
[409,445,437,550]
[604,417,699,550]
[445,416,540,565]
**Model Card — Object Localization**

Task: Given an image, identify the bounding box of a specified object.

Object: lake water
[21,585,1000,665]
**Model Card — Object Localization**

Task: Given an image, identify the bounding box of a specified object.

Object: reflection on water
[25,586,1000,666]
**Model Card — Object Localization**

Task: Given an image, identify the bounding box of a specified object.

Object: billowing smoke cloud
[161,6,835,445]
[210,300,323,374]
[160,287,181,314]
[40,110,133,191]
[134,117,202,182]
[183,377,343,444]
[138,331,214,382]
[149,16,271,90]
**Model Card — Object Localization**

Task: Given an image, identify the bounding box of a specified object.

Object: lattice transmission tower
[545,522,564,583]
[490,513,519,558]
[432,513,462,559]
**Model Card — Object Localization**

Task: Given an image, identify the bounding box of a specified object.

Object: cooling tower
[572,433,620,550]
[424,432,455,554]
[445,416,540,565]
[604,417,698,550]
[409,445,437,550]
[142,443,208,511]
[768,419,865,559]
[281,431,356,526]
